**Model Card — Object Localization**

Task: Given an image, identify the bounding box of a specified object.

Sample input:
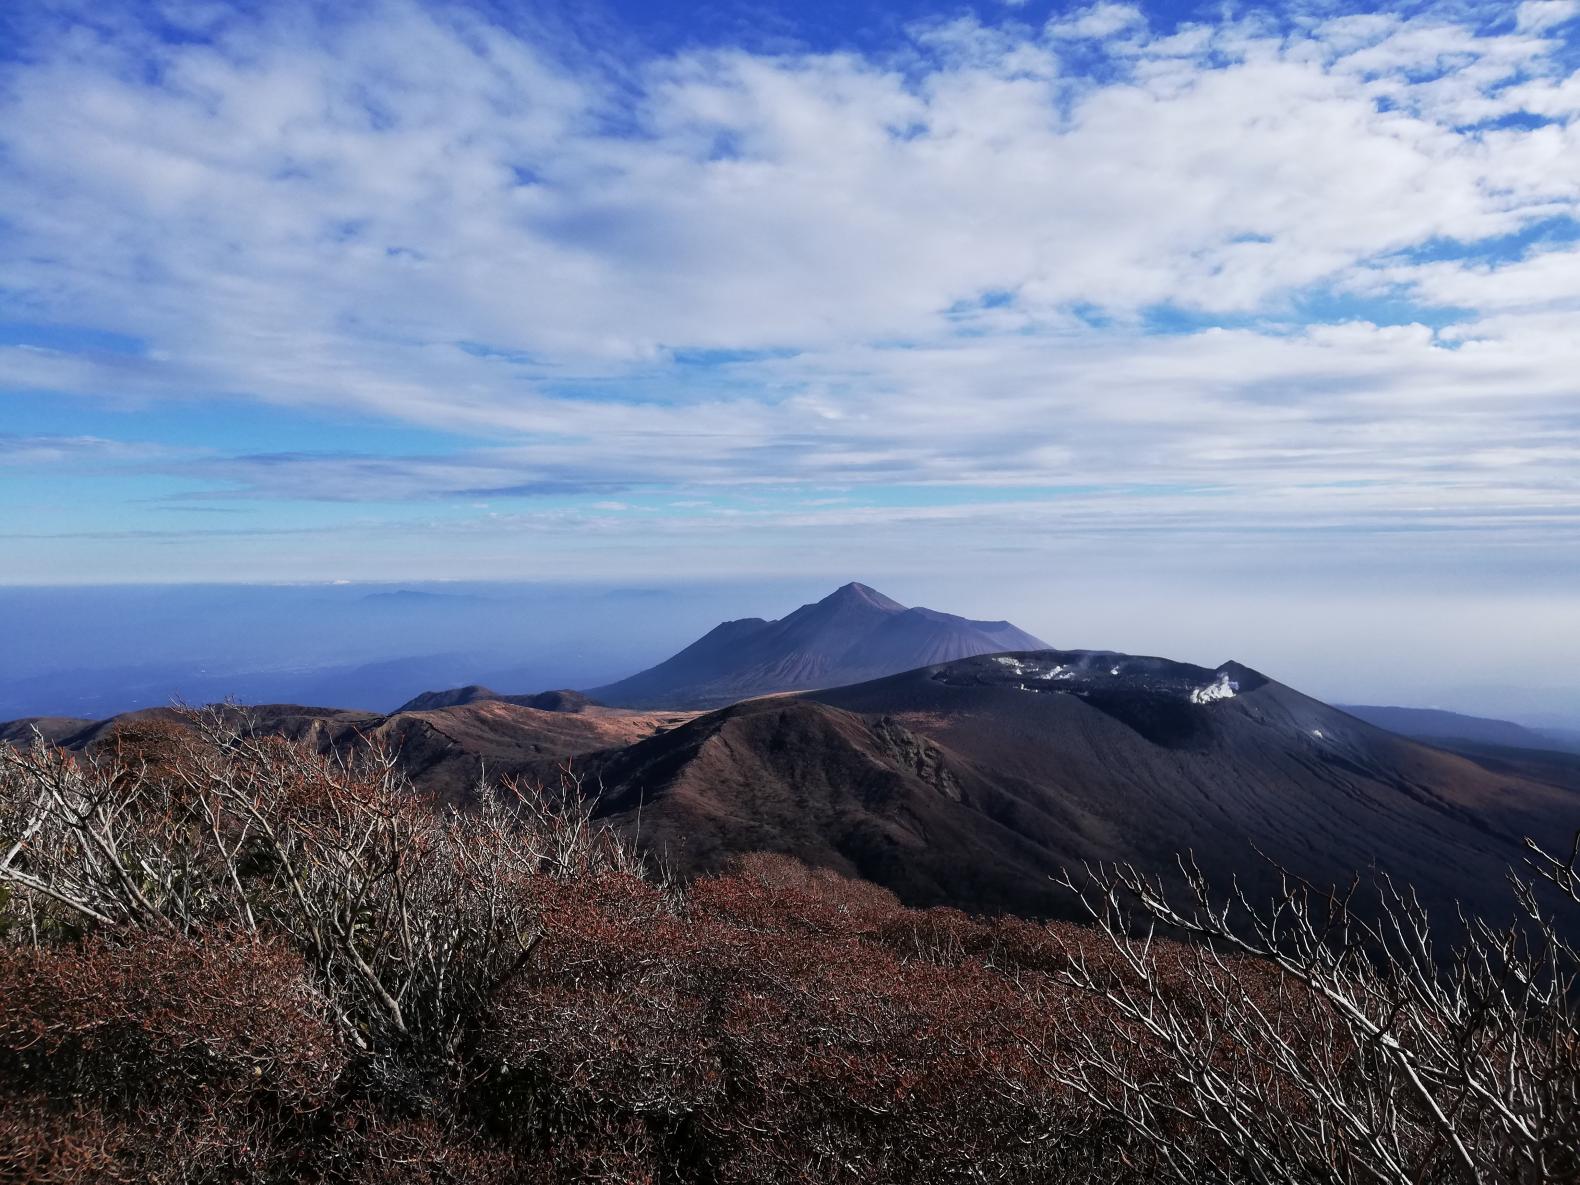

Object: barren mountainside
[18,644,1575,932]
[569,650,1580,924]
[8,701,695,802]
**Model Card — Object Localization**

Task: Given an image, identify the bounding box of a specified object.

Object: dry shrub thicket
[1,708,1576,1184]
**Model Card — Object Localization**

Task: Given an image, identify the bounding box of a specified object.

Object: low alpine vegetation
[2,710,1576,1183]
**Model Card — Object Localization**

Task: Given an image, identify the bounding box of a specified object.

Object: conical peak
[822,582,907,612]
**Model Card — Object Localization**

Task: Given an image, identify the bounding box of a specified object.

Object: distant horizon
[2,577,1578,731]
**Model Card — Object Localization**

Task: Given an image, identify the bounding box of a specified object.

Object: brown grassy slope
[27,700,696,800]
[576,698,1079,917]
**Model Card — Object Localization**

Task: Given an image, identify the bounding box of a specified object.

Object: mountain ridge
[396,686,602,714]
[6,644,1576,929]
[1339,703,1580,755]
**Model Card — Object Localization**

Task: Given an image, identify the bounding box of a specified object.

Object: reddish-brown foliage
[0,930,341,1108]
[3,716,1575,1183]
[479,853,1128,1183]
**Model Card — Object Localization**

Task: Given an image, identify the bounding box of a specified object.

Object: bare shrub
[0,708,640,1077]
[1045,856,1580,1184]
[482,854,1119,1184]
[4,712,1576,1183]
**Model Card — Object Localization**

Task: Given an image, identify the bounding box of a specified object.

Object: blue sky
[2,0,1580,688]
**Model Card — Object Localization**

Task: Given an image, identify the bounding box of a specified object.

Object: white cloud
[1388,244,1580,313]
[0,433,180,467]
[1517,1,1579,33]
[0,1,1578,576]
[1047,3,1146,41]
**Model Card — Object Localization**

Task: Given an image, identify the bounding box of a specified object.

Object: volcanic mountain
[8,646,1577,932]
[569,649,1580,926]
[585,582,1049,709]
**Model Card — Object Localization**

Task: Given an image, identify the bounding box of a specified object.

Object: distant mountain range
[6,582,1577,932]
[393,581,1048,713]
[584,582,1049,708]
[581,575,1580,754]
[11,643,1576,932]
[1339,704,1580,755]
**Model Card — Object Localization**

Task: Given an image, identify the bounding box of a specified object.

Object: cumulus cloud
[1517,1,1579,33]
[0,0,1578,580]
[1047,3,1146,40]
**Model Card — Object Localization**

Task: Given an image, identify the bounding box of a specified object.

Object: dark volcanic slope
[587,582,1049,709]
[398,684,503,712]
[577,697,1075,916]
[570,650,1578,926]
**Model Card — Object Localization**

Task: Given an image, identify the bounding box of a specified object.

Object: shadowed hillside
[563,652,1580,928]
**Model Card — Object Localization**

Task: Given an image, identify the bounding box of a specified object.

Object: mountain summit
[588,582,1049,708]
